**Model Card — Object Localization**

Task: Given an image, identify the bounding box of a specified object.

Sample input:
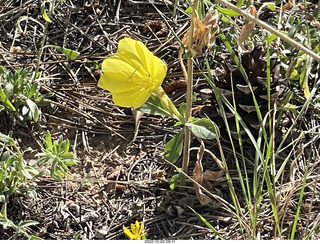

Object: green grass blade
[290,155,311,239]
[188,206,224,240]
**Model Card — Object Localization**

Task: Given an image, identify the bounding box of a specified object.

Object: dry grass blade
[193,140,212,205]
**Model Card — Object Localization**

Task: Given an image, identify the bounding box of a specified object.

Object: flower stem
[152,87,186,124]
[180,0,198,187]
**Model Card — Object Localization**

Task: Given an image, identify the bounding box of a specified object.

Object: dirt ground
[0,0,320,240]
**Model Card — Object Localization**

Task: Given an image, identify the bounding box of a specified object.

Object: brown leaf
[182,9,219,57]
[238,6,256,52]
[203,169,224,181]
[107,166,123,180]
[115,183,126,192]
[282,0,294,11]
[193,141,212,205]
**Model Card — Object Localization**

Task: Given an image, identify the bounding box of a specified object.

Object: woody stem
[180,0,198,187]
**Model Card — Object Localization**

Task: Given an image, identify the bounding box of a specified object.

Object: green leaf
[30,236,43,240]
[28,83,38,98]
[164,129,184,164]
[63,139,70,153]
[17,220,39,228]
[0,169,4,182]
[187,118,217,140]
[138,94,173,117]
[185,6,193,14]
[257,2,276,18]
[50,45,79,60]
[179,103,186,117]
[300,65,310,99]
[236,0,245,7]
[169,174,180,190]
[26,99,39,122]
[183,50,192,59]
[62,160,77,166]
[0,88,16,111]
[44,130,52,150]
[1,203,7,219]
[73,230,83,240]
[266,2,276,11]
[266,34,278,44]
[40,1,52,23]
[216,5,240,17]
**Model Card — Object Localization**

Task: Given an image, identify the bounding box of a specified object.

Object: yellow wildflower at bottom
[123,220,146,240]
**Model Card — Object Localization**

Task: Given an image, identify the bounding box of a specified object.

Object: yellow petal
[117,38,167,89]
[134,40,167,88]
[123,226,134,240]
[133,220,141,234]
[112,87,151,109]
[116,38,147,72]
[137,220,143,234]
[98,56,142,93]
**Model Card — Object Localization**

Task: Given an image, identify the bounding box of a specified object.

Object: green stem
[152,87,186,124]
[33,0,56,81]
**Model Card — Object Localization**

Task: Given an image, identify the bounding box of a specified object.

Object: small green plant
[0,132,38,202]
[0,66,51,122]
[0,203,41,240]
[37,131,78,182]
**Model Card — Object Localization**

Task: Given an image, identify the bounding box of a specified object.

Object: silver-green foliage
[0,203,41,240]
[37,131,78,182]
[0,133,38,203]
[0,66,51,122]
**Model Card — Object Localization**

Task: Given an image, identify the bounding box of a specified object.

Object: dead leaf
[130,108,143,143]
[182,9,219,57]
[115,183,126,192]
[193,141,212,205]
[203,169,224,181]
[152,169,166,179]
[238,6,256,52]
[107,165,123,180]
[282,0,294,11]
[202,169,225,191]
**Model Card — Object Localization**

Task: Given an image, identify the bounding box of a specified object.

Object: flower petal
[135,41,167,88]
[112,87,151,109]
[98,56,142,93]
[123,226,134,240]
[117,38,149,72]
[137,221,143,234]
[117,38,167,89]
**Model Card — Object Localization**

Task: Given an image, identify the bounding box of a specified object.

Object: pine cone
[200,47,286,144]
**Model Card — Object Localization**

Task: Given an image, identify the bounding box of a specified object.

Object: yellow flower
[123,220,146,240]
[98,38,167,109]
